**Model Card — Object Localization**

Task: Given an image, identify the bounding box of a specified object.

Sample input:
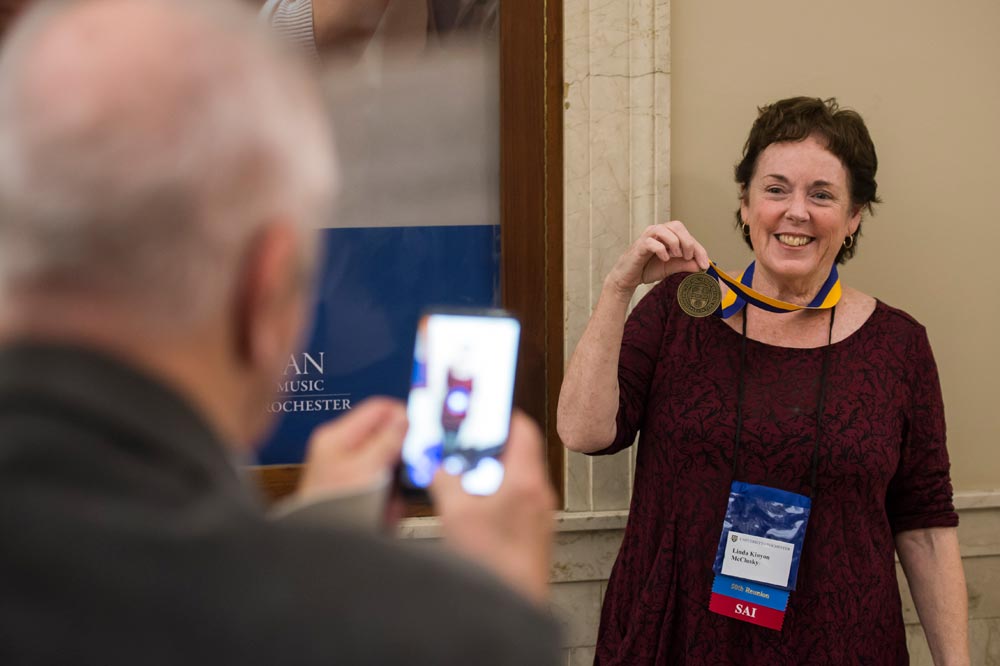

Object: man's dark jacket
[0,344,560,665]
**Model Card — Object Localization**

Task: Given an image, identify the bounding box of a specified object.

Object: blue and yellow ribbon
[706,261,841,319]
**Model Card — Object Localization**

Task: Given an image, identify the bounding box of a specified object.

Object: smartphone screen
[398,309,520,497]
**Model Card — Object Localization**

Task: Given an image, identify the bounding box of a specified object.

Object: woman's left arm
[895,527,969,666]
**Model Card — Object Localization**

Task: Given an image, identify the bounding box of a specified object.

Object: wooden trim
[250,466,437,517]
[544,0,565,504]
[500,0,565,503]
[252,465,301,504]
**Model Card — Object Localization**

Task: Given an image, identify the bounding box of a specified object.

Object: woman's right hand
[605,221,710,298]
[559,221,710,453]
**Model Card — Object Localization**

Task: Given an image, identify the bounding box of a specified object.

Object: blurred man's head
[0,0,337,446]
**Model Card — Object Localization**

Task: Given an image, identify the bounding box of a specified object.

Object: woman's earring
[741,221,750,238]
[843,234,855,249]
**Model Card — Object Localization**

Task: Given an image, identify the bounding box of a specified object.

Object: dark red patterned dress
[592,274,958,665]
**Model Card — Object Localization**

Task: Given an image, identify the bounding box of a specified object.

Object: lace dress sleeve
[885,324,959,533]
[590,276,676,456]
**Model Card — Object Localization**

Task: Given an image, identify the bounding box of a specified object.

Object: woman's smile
[775,233,814,247]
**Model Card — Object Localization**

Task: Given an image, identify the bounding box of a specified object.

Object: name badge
[708,481,811,631]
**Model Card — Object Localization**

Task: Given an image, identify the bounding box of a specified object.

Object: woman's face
[740,135,861,290]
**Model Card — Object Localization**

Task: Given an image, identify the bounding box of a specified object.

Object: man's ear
[232,222,308,371]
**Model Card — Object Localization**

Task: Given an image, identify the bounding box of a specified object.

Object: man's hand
[429,412,556,606]
[298,398,407,501]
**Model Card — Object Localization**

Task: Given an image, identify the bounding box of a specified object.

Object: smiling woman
[557,97,969,664]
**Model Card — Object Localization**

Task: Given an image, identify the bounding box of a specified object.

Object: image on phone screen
[399,310,520,496]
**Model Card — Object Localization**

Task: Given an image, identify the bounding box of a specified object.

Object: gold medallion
[677,272,722,318]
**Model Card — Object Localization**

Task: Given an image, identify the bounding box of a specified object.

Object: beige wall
[670,0,1000,491]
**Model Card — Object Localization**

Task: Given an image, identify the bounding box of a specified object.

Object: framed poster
[257,50,502,467]
[253,0,563,506]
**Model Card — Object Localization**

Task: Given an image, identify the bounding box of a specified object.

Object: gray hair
[0,0,337,326]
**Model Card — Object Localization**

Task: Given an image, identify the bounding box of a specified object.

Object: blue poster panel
[255,224,500,465]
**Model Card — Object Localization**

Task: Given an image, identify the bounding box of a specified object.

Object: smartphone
[397,308,520,498]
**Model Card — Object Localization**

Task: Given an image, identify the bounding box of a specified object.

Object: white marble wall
[563,0,671,514]
[556,0,669,654]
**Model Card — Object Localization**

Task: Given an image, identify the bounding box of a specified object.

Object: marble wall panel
[964,555,1000,620]
[956,505,1000,557]
[551,528,624,584]
[564,449,592,512]
[906,618,1000,666]
[563,0,592,364]
[591,452,632,510]
[562,0,671,512]
[971,618,1000,665]
[898,554,1000,625]
[567,646,597,666]
[550,580,603,648]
